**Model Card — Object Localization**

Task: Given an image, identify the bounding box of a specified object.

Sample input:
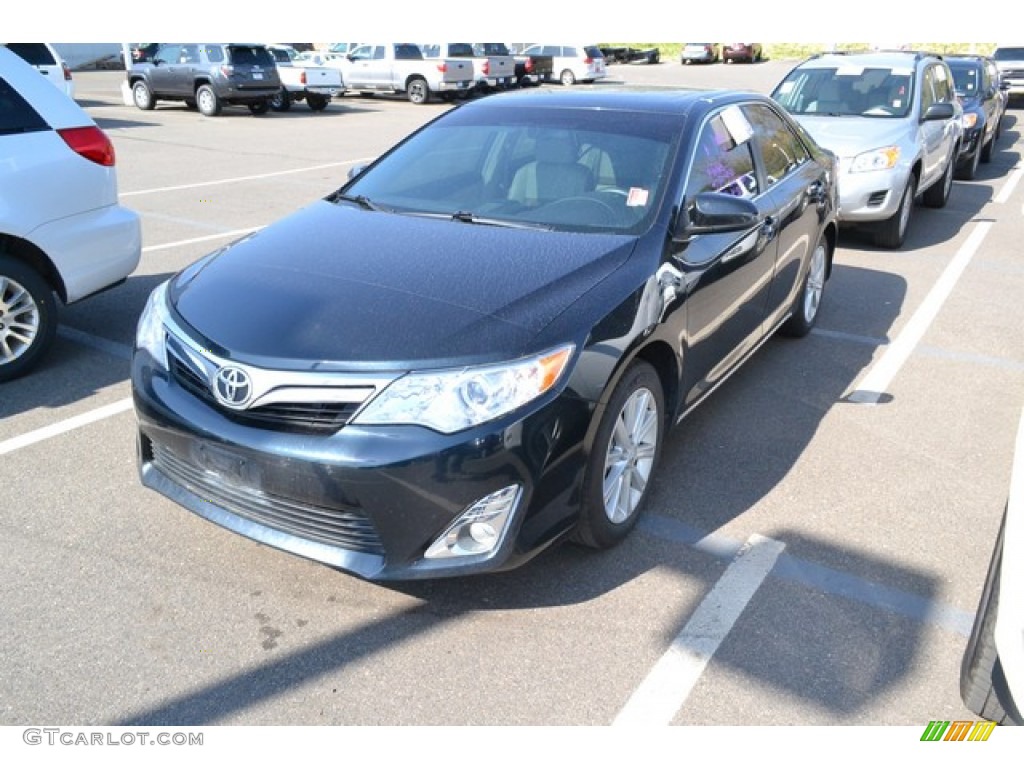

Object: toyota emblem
[213,366,253,408]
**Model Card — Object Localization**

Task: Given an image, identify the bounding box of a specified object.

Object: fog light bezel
[424,484,522,561]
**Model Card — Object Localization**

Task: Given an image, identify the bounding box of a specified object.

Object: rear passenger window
[204,46,224,64]
[744,103,809,188]
[0,76,50,136]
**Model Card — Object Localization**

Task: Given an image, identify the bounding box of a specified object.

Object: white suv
[519,44,607,86]
[1,43,74,99]
[0,46,141,381]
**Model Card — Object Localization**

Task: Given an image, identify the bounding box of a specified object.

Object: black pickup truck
[505,43,553,86]
[600,46,660,64]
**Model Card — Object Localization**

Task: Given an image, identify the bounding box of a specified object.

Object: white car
[519,44,607,86]
[961,408,1024,725]
[1,42,74,99]
[0,46,141,382]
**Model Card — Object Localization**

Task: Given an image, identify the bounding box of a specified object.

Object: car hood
[791,116,914,159]
[170,201,635,369]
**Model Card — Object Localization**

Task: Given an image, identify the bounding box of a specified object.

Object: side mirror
[923,101,956,121]
[675,192,759,239]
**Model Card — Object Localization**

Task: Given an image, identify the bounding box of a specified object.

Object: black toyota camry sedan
[132,87,838,581]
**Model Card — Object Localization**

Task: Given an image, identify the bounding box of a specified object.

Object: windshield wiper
[331,192,384,211]
[443,210,553,230]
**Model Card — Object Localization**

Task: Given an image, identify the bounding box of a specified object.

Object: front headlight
[848,146,900,173]
[354,344,575,433]
[961,112,979,130]
[135,280,170,369]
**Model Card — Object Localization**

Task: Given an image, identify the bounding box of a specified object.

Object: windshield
[773,65,915,118]
[947,63,981,96]
[340,105,678,235]
[994,47,1024,61]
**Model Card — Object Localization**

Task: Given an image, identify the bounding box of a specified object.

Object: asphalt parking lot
[2,58,1023,728]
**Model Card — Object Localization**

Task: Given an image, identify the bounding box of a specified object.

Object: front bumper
[835,163,914,224]
[132,350,591,581]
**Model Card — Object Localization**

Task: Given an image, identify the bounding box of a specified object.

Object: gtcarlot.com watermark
[23,728,203,747]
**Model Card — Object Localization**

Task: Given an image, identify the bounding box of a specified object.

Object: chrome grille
[168,354,360,435]
[151,442,385,555]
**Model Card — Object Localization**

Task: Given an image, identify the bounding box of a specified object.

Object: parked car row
[681,43,763,65]
[771,49,1008,249]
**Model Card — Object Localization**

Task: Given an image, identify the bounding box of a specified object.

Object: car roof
[0,46,90,129]
[794,50,943,70]
[463,85,766,116]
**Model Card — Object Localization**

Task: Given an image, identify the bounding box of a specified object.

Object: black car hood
[171,201,636,369]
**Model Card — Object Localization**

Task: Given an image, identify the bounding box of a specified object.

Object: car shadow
[0,272,170,421]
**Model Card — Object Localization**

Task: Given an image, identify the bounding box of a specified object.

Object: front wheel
[406,77,430,105]
[132,80,155,110]
[0,256,58,383]
[980,132,995,163]
[923,152,953,208]
[874,175,916,249]
[780,234,828,337]
[573,361,664,550]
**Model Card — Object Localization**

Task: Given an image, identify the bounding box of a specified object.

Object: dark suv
[129,43,281,116]
[947,55,1008,179]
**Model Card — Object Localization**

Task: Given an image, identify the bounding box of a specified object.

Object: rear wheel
[573,361,664,550]
[0,256,58,383]
[559,69,576,86]
[306,94,329,111]
[196,84,221,116]
[269,88,291,112]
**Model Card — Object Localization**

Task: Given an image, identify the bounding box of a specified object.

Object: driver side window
[686,113,757,199]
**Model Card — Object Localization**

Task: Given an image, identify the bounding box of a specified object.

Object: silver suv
[993,45,1024,100]
[771,50,963,248]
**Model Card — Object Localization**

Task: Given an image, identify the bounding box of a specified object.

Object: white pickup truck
[266,45,344,111]
[333,43,473,104]
[421,43,516,94]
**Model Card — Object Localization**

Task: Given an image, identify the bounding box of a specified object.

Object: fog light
[424,485,521,560]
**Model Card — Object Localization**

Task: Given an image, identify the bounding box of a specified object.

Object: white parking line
[142,228,262,254]
[612,534,785,726]
[0,398,134,456]
[846,221,993,404]
[994,162,1024,205]
[121,159,375,198]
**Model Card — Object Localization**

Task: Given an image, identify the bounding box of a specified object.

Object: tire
[980,132,995,163]
[406,77,430,105]
[306,94,329,112]
[248,100,270,115]
[196,84,221,117]
[875,175,916,249]
[132,80,155,111]
[922,152,953,208]
[960,513,1022,724]
[573,361,664,550]
[559,69,576,86]
[780,233,828,338]
[269,88,291,112]
[957,144,981,180]
[0,256,58,383]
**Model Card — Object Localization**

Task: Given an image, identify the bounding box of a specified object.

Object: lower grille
[867,190,888,207]
[151,442,385,555]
